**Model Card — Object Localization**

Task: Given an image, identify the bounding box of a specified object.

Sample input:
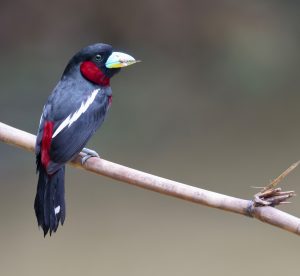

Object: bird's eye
[95,54,102,61]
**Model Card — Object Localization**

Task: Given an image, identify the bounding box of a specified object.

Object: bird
[34,43,138,236]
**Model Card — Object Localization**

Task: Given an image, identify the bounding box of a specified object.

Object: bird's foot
[81,147,100,165]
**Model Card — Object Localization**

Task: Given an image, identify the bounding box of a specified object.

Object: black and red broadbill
[35,43,138,236]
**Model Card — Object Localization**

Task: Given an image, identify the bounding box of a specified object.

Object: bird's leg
[81,147,100,165]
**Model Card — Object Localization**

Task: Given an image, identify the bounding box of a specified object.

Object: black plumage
[34,43,137,235]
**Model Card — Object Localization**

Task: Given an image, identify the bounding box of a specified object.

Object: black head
[62,43,138,86]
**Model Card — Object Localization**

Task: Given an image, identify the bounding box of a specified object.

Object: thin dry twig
[1,121,300,236]
[254,161,298,206]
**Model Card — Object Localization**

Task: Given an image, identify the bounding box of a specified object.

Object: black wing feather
[50,90,109,163]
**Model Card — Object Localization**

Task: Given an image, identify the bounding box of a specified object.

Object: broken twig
[254,161,298,206]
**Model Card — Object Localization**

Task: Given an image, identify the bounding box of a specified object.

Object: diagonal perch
[0,121,300,236]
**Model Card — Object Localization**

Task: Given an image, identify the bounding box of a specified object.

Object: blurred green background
[1,1,300,275]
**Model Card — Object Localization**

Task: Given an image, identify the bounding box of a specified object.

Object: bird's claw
[81,148,100,165]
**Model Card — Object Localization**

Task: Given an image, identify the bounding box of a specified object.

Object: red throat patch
[41,121,54,168]
[80,61,110,86]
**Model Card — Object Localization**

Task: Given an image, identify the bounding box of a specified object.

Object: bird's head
[63,43,139,86]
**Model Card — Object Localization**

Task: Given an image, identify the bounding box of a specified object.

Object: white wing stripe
[52,89,99,138]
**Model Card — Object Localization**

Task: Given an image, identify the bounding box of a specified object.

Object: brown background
[0,1,300,275]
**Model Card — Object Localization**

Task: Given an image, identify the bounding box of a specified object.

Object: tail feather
[34,166,65,236]
[55,173,65,225]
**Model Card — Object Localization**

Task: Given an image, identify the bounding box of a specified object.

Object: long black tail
[34,166,65,236]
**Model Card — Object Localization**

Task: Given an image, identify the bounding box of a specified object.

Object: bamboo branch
[1,121,300,236]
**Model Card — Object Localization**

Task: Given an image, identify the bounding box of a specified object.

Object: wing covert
[49,89,109,163]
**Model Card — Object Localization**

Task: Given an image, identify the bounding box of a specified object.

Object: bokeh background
[1,1,300,275]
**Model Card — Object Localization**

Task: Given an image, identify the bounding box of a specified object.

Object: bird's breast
[102,86,113,108]
[103,86,112,97]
